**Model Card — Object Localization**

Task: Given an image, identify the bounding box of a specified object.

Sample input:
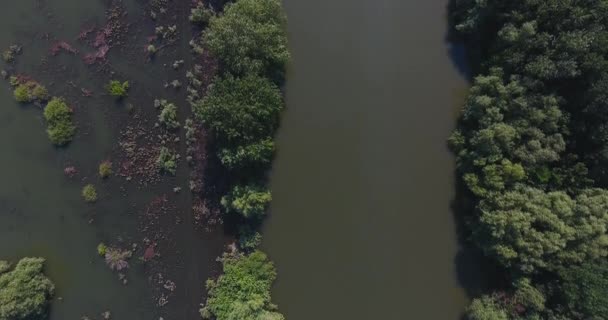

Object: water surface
[263,0,470,319]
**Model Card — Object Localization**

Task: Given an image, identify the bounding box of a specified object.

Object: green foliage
[476,187,608,274]
[221,184,272,220]
[560,261,608,319]
[157,100,180,129]
[193,74,282,169]
[451,1,608,318]
[201,251,284,320]
[97,243,108,256]
[218,138,275,169]
[238,226,262,251]
[99,161,112,179]
[156,147,177,175]
[0,257,55,320]
[13,82,49,103]
[451,69,566,197]
[82,184,98,203]
[466,295,508,320]
[43,97,76,146]
[106,80,129,98]
[203,0,289,76]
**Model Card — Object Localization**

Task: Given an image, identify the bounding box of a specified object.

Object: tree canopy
[201,251,284,320]
[450,0,608,319]
[203,0,289,76]
[0,258,55,320]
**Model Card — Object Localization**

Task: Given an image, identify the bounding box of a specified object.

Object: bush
[221,184,272,220]
[98,161,113,179]
[200,251,284,320]
[106,80,129,98]
[190,2,214,25]
[238,225,262,251]
[13,82,49,103]
[0,258,55,320]
[156,147,177,175]
[82,184,97,202]
[466,296,508,320]
[43,97,76,146]
[157,100,180,129]
[203,0,288,75]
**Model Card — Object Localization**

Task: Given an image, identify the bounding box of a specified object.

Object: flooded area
[263,0,471,319]
[0,0,226,318]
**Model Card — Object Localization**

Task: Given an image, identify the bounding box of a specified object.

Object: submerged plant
[82,184,98,203]
[106,80,129,98]
[104,248,132,271]
[97,243,107,256]
[99,161,113,179]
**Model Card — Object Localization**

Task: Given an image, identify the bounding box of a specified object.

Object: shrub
[156,147,177,175]
[13,82,49,103]
[106,80,129,98]
[99,161,113,179]
[200,251,284,320]
[0,258,55,320]
[13,84,31,103]
[82,184,98,202]
[238,225,262,251]
[43,98,76,146]
[221,184,271,220]
[157,100,180,129]
[190,2,214,25]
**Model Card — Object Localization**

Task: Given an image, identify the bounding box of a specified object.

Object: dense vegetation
[200,251,284,320]
[0,258,55,320]
[450,0,608,319]
[203,0,289,77]
[191,0,288,318]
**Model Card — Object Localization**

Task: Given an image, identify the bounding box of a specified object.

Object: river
[263,0,471,319]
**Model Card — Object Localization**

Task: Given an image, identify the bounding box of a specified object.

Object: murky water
[0,1,225,319]
[263,0,470,319]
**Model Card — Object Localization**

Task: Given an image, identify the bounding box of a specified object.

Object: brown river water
[263,0,472,319]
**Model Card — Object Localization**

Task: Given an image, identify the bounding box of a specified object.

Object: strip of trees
[190,0,289,319]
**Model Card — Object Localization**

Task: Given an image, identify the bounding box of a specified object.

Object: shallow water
[263,0,470,319]
[0,1,225,318]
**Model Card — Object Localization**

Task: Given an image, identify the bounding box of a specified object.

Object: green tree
[476,187,608,273]
[467,295,509,320]
[560,261,608,319]
[221,184,272,220]
[201,251,284,320]
[0,258,55,320]
[203,0,289,76]
[43,97,76,146]
[450,70,566,197]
